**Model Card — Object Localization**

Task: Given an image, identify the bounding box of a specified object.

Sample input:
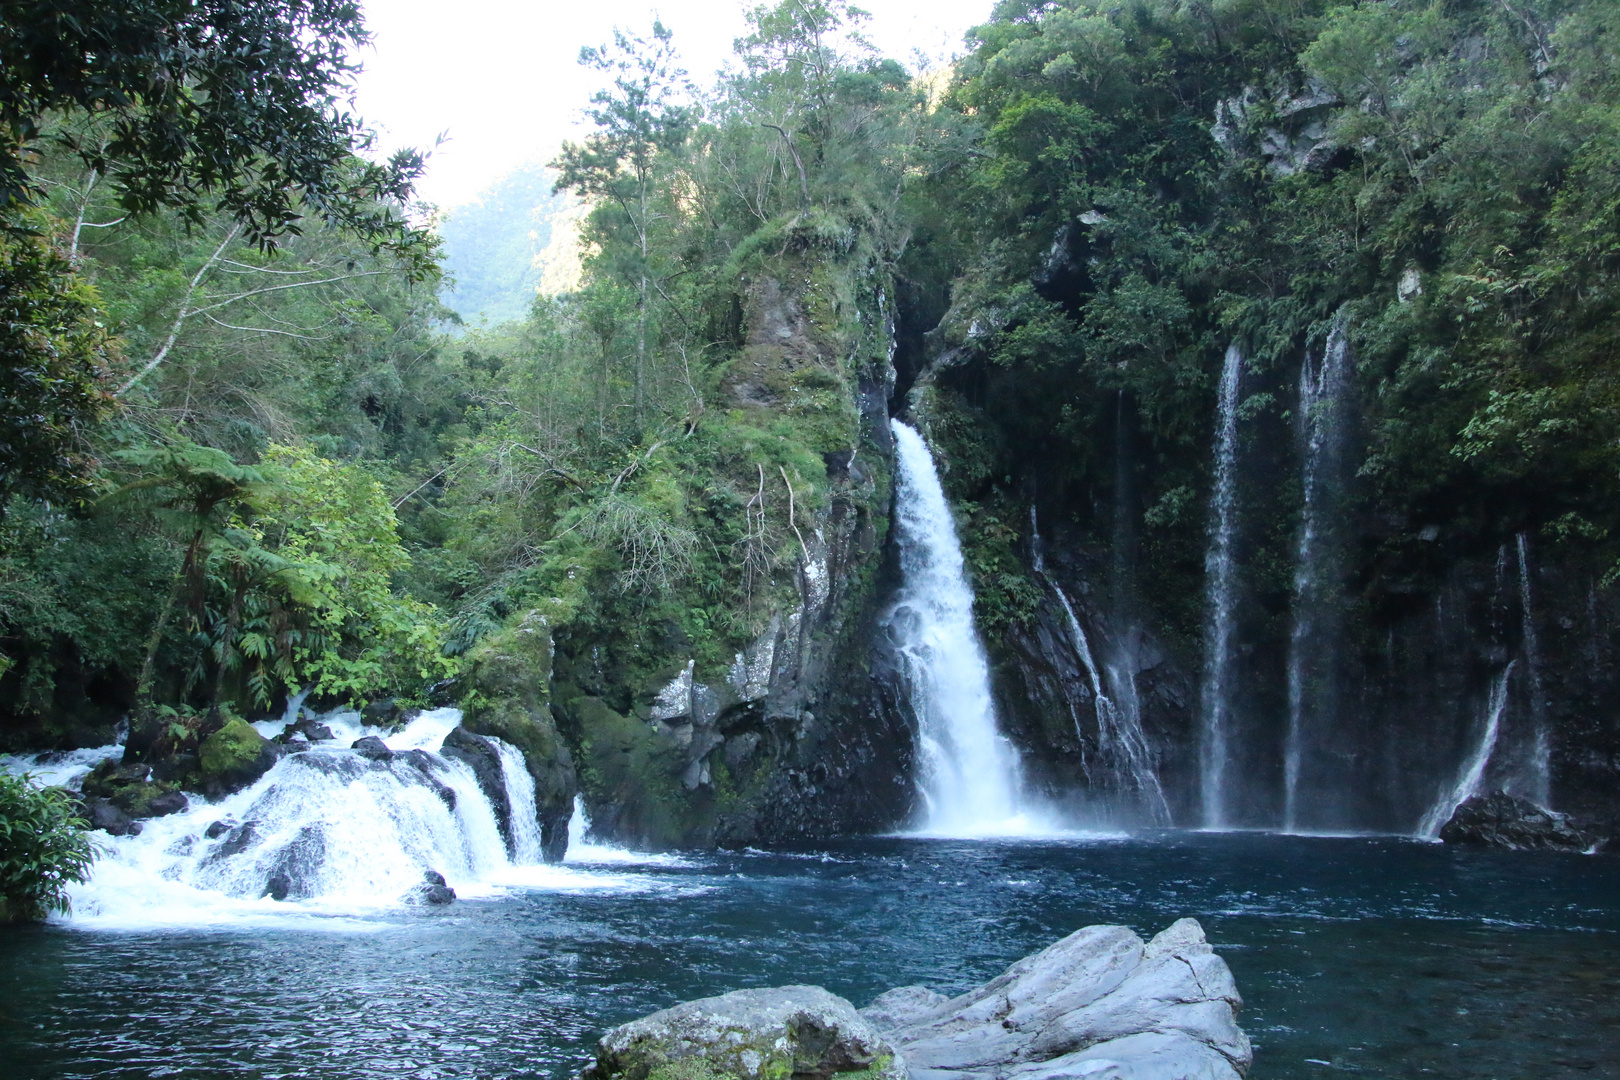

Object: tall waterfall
[1200,344,1244,828]
[1515,533,1552,806]
[886,420,1029,835]
[1419,663,1516,837]
[1284,323,1353,831]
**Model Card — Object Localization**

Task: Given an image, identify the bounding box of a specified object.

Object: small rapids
[4,709,674,930]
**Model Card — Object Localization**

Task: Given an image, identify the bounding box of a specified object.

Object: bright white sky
[350,0,995,209]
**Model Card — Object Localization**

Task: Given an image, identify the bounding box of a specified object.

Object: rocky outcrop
[582,921,1248,1080]
[585,985,906,1080]
[462,610,577,861]
[868,919,1250,1080]
[1439,791,1603,852]
[440,725,514,848]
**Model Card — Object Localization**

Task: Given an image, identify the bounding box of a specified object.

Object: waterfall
[1419,663,1516,837]
[56,709,559,926]
[1515,533,1551,806]
[1284,323,1352,831]
[886,419,1030,836]
[1200,344,1244,828]
[1049,584,1171,825]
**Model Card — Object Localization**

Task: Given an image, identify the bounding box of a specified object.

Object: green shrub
[0,773,97,923]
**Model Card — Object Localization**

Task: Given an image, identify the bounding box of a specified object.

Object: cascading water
[1200,343,1244,828]
[1284,323,1353,832]
[1030,508,1169,825]
[886,419,1031,836]
[39,709,574,927]
[1516,533,1552,806]
[1419,663,1516,837]
[1050,584,1171,825]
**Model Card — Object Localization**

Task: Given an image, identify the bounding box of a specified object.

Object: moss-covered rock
[80,759,189,818]
[461,609,577,860]
[584,986,904,1080]
[564,692,692,850]
[197,719,283,796]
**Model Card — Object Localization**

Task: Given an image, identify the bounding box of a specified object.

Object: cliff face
[550,220,917,849]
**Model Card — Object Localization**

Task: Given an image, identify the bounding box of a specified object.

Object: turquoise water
[0,833,1615,1078]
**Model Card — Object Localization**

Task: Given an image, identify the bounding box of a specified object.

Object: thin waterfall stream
[1419,663,1516,837]
[885,420,1032,835]
[1285,323,1352,832]
[1201,343,1244,828]
[1030,510,1170,825]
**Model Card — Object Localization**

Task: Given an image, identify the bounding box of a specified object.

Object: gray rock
[585,985,907,1080]
[861,987,949,1033]
[867,919,1250,1080]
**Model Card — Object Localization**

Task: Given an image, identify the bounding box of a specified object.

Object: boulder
[80,760,188,819]
[861,919,1250,1080]
[361,698,405,728]
[77,795,140,836]
[351,735,394,760]
[1439,791,1600,852]
[412,870,456,905]
[585,985,905,1080]
[197,719,284,796]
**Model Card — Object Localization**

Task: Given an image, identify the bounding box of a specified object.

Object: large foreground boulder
[585,985,905,1080]
[1439,791,1602,852]
[583,921,1249,1080]
[197,719,284,796]
[867,919,1249,1080]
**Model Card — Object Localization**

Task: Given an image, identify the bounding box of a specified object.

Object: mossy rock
[197,719,283,797]
[585,986,904,1080]
[462,610,577,860]
[567,694,704,850]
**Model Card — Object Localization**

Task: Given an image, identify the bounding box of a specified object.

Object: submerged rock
[413,869,456,905]
[585,985,904,1080]
[583,921,1249,1080]
[1439,791,1600,852]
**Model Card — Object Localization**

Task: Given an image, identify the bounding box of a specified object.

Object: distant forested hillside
[438,162,576,326]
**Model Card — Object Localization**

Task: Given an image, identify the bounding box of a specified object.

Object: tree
[554,22,695,427]
[0,224,118,513]
[0,0,429,263]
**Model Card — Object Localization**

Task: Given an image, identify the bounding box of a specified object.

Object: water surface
[1,833,1615,1079]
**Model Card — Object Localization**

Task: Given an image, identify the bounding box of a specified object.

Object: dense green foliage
[0,771,95,921]
[6,0,1620,798]
[899,0,1620,651]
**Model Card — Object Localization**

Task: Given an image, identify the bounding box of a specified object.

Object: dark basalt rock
[144,789,189,817]
[413,869,456,905]
[208,821,259,861]
[263,873,292,901]
[361,698,403,727]
[204,819,233,840]
[77,795,140,836]
[286,716,334,742]
[440,726,512,849]
[1439,791,1601,852]
[351,735,393,760]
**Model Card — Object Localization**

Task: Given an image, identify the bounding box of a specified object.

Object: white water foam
[0,742,123,790]
[55,710,675,929]
[1201,343,1244,829]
